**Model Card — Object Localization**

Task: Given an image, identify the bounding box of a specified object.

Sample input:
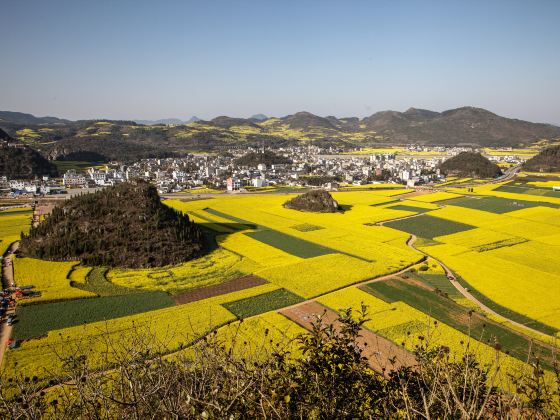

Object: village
[0,144,530,197]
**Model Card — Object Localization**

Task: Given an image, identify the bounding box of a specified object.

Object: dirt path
[0,241,18,367]
[405,234,554,340]
[279,301,416,375]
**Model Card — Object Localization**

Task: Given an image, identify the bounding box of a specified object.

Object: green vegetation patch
[52,161,101,172]
[222,288,304,319]
[438,195,558,213]
[384,214,475,239]
[389,205,432,214]
[72,267,142,296]
[363,279,556,369]
[495,182,560,198]
[245,230,334,258]
[13,292,175,341]
[411,273,462,298]
[203,208,259,229]
[472,237,528,252]
[290,223,324,232]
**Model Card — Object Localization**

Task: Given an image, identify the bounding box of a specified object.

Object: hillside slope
[19,181,203,268]
[439,152,502,178]
[0,129,58,179]
[523,145,560,172]
[1,107,559,158]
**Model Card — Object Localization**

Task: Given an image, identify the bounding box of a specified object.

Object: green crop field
[72,267,144,296]
[409,273,462,298]
[245,229,334,258]
[13,292,175,340]
[438,195,558,213]
[495,182,560,198]
[362,279,555,369]
[384,214,475,239]
[222,288,304,318]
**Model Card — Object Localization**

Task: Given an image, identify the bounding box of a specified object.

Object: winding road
[405,234,553,340]
[0,241,18,367]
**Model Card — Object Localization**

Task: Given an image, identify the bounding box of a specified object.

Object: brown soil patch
[279,301,416,375]
[173,275,268,304]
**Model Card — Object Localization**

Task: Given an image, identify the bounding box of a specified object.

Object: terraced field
[3,186,560,392]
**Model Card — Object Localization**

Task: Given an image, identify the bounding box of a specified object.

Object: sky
[1,0,559,124]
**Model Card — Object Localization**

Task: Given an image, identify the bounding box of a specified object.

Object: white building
[252,178,267,188]
[63,170,87,188]
[227,177,241,191]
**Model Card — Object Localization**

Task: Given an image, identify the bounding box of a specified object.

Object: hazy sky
[1,0,559,124]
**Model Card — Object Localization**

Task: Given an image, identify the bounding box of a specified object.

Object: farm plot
[173,275,268,304]
[107,248,258,293]
[434,227,527,251]
[74,267,144,296]
[384,214,475,239]
[13,257,97,304]
[0,209,31,256]
[217,232,301,267]
[421,243,560,333]
[316,286,549,391]
[362,278,556,369]
[213,312,307,360]
[5,282,281,380]
[437,195,556,214]
[13,291,175,341]
[256,253,384,298]
[495,182,560,198]
[223,288,304,319]
[245,229,334,258]
[388,204,433,213]
[409,273,462,299]
[408,191,462,203]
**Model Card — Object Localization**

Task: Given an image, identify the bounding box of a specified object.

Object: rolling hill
[19,181,203,268]
[439,151,502,178]
[0,129,59,179]
[523,145,560,172]
[1,107,558,159]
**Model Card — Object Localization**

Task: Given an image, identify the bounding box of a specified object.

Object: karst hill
[19,181,203,268]
[439,152,502,178]
[284,190,340,213]
[523,145,560,172]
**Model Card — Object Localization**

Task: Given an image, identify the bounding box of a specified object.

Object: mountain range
[0,107,559,162]
[133,116,201,125]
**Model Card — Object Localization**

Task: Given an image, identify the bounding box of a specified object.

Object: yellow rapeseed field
[257,253,393,298]
[13,257,96,304]
[108,248,259,293]
[5,282,280,377]
[420,243,560,330]
[317,287,554,392]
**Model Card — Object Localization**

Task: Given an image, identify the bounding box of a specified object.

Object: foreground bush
[1,307,558,418]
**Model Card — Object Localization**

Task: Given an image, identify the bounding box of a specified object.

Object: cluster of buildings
[1,145,534,197]
[0,176,65,196]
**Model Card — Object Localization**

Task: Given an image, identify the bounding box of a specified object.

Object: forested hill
[1,107,559,160]
[0,130,59,179]
[523,145,560,172]
[439,152,502,178]
[19,181,203,268]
